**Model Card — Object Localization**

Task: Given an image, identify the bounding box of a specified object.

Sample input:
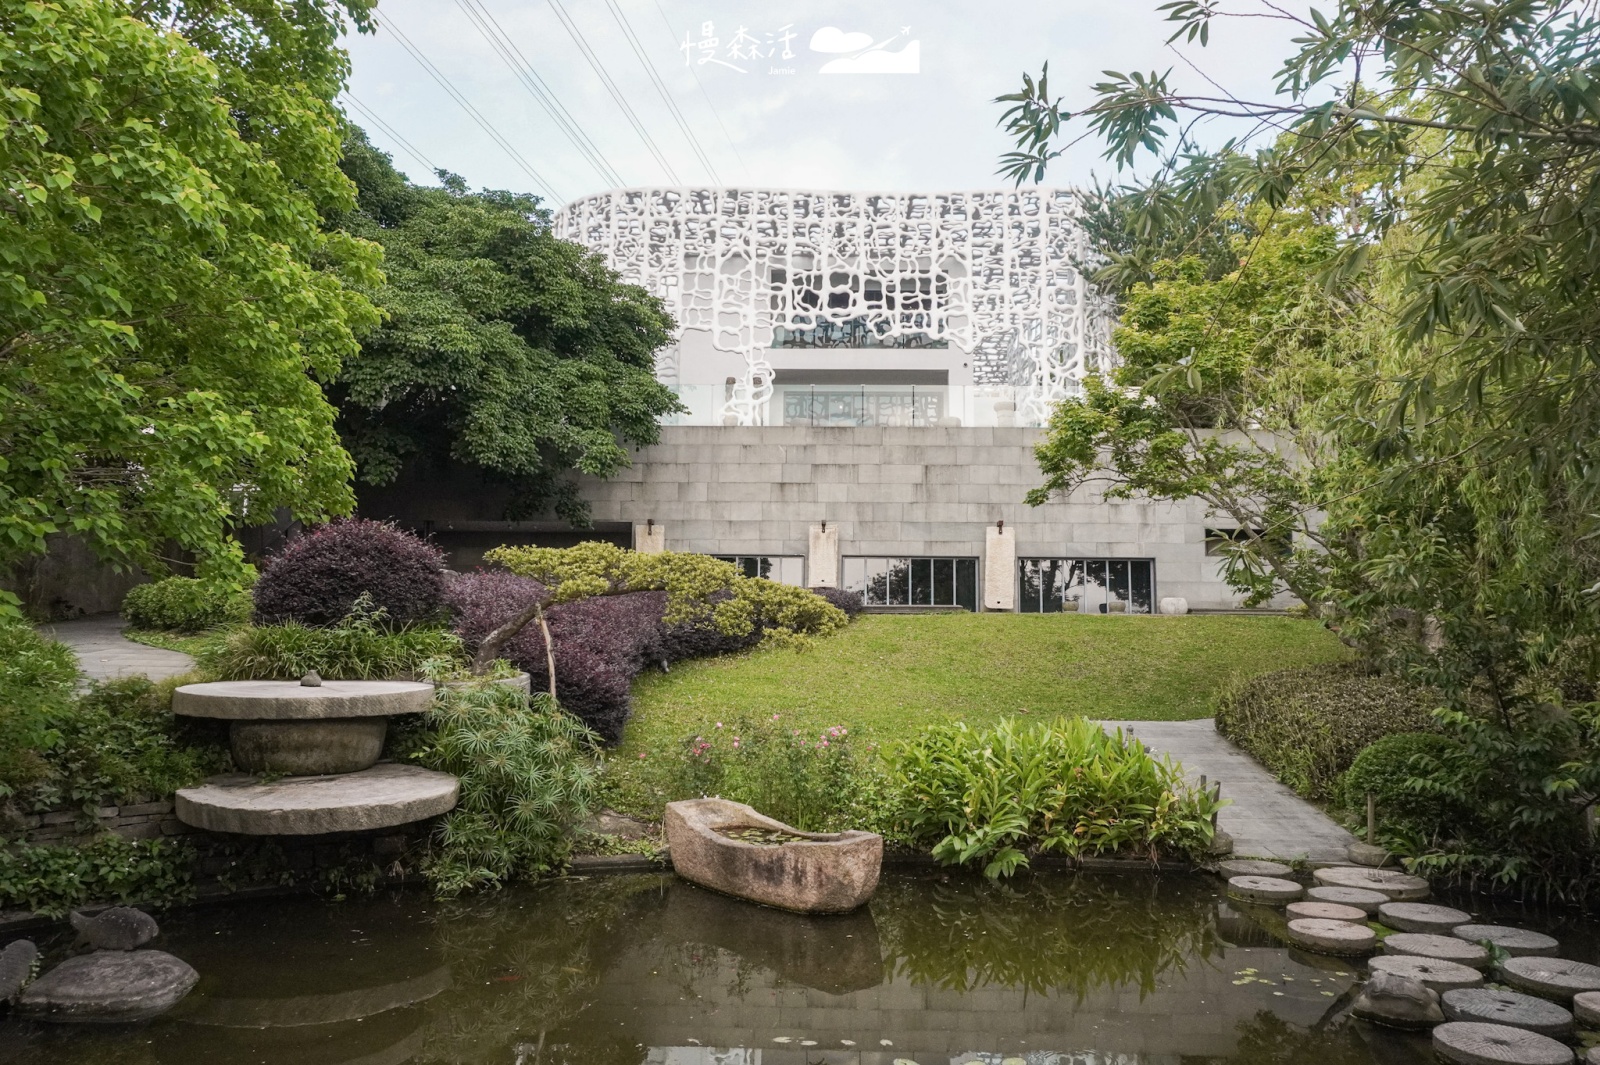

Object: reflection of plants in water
[1231,1010,1426,1065]
[416,875,665,1063]
[871,873,1225,999]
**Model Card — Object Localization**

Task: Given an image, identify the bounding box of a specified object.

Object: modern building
[374,187,1282,613]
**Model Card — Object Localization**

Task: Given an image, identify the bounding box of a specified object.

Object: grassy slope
[616,612,1348,757]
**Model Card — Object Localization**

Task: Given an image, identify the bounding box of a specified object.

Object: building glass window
[843,557,977,610]
[713,556,805,586]
[1019,558,1154,614]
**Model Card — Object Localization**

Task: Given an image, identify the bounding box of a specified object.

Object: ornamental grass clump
[891,717,1223,877]
[408,684,601,896]
[201,597,464,680]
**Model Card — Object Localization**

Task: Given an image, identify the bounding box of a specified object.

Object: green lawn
[615,612,1347,758]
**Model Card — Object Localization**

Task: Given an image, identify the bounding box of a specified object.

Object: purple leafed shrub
[808,586,865,619]
[253,520,447,628]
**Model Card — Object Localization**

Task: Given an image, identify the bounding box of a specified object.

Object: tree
[329,133,681,523]
[0,0,381,614]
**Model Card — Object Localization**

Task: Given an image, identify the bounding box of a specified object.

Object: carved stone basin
[663,798,883,914]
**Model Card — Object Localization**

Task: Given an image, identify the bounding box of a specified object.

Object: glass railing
[659,384,1053,427]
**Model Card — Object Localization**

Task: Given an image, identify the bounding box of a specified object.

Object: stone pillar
[634,522,665,554]
[983,523,1015,611]
[807,523,839,588]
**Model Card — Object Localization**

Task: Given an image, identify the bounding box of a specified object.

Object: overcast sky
[342,1,1312,208]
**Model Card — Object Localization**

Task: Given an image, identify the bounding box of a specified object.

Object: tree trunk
[471,593,554,676]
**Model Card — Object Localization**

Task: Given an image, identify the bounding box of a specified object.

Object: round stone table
[173,679,435,776]
[175,764,459,836]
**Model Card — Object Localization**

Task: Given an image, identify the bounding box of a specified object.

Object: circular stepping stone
[1314,866,1431,900]
[1288,900,1368,923]
[1370,955,1486,992]
[1288,917,1377,956]
[1500,957,1600,1003]
[1433,1021,1575,1065]
[1588,1049,1600,1065]
[1226,875,1304,904]
[1383,932,1491,969]
[1218,859,1293,878]
[1443,989,1575,1037]
[1453,925,1560,958]
[1307,884,1388,915]
[1380,901,1473,933]
[1573,991,1600,1026]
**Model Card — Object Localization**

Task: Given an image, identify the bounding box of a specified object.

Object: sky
[342,0,1313,209]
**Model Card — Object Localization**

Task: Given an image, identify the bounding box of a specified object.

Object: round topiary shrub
[253,520,447,628]
[1338,731,1461,822]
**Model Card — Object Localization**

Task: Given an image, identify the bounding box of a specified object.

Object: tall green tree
[0,1,381,613]
[330,133,680,523]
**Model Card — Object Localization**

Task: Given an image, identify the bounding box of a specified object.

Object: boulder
[69,907,158,951]
[1499,957,1600,1003]
[1370,955,1486,993]
[1383,932,1491,969]
[1433,1021,1575,1065]
[1453,925,1560,958]
[1442,988,1574,1037]
[1378,901,1472,934]
[1347,842,1396,867]
[0,939,38,1001]
[16,950,197,1023]
[580,809,655,841]
[1352,970,1445,1029]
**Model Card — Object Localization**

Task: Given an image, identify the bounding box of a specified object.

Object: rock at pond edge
[16,950,197,1023]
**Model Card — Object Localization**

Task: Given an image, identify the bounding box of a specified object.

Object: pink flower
[772,714,780,721]
[715,722,723,729]
[638,752,647,759]
[732,740,740,749]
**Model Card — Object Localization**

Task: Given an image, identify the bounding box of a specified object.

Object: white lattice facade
[553,187,1112,426]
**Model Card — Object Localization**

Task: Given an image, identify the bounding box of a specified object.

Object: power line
[342,92,438,176]
[602,0,720,184]
[454,0,626,189]
[543,0,683,184]
[651,0,751,181]
[380,13,564,202]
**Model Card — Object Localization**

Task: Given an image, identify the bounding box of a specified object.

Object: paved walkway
[1102,718,1357,863]
[41,614,196,685]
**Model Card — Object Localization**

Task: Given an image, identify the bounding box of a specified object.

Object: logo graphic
[810,26,920,74]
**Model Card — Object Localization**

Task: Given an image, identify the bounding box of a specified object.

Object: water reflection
[0,871,1447,1065]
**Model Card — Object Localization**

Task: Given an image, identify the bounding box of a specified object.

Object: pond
[1,871,1593,1064]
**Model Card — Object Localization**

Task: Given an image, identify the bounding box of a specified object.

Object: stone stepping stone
[1453,925,1560,958]
[1288,900,1368,923]
[1443,989,1575,1038]
[1307,884,1389,915]
[1588,1049,1600,1065]
[1383,932,1491,969]
[16,950,197,1023]
[1379,901,1473,933]
[1370,955,1486,993]
[1218,859,1294,878]
[1369,955,1485,992]
[1226,875,1304,904]
[1433,1021,1574,1065]
[1288,918,1377,956]
[1314,866,1431,900]
[1573,991,1600,1026]
[1500,957,1600,1004]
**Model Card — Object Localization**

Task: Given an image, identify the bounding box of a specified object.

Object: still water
[1,871,1593,1065]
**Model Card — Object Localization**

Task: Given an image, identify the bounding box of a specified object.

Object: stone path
[41,614,195,685]
[1101,718,1357,863]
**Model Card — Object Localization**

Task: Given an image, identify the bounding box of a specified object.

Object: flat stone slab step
[1226,875,1304,904]
[176,764,458,835]
[1307,885,1388,915]
[1287,900,1368,923]
[1499,957,1600,1003]
[1217,859,1293,878]
[1313,866,1430,900]
[1379,901,1472,933]
[1453,925,1560,958]
[1369,955,1485,993]
[1383,933,1491,969]
[1442,989,1575,1037]
[1433,1021,1575,1065]
[1287,918,1376,955]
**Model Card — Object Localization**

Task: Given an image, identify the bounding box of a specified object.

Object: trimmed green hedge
[123,577,250,633]
[1213,661,1439,802]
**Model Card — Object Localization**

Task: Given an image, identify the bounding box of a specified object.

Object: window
[1019,558,1154,614]
[1205,528,1290,558]
[713,556,805,586]
[843,557,977,610]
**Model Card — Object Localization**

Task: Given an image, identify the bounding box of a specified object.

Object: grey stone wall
[576,426,1274,610]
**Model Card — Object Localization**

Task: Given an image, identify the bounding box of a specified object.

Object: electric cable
[651,0,751,180]
[543,0,683,184]
[342,92,439,175]
[381,13,564,202]
[455,0,625,188]
[602,0,720,184]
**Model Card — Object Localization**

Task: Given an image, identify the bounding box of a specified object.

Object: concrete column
[633,522,665,554]
[984,523,1015,611]
[807,523,839,587]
